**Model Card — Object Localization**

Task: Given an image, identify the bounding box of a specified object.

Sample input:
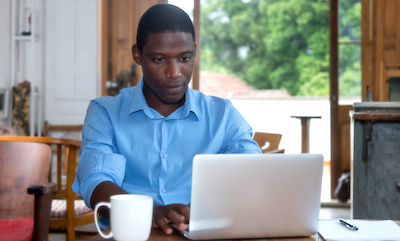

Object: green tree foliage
[200,0,361,96]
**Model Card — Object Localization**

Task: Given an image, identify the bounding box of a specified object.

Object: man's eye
[181,57,191,61]
[154,58,164,63]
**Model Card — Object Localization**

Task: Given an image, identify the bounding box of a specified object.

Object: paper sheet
[318,220,400,241]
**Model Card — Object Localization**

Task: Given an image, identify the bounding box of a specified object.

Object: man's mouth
[165,85,183,93]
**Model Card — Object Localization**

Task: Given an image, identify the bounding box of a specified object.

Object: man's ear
[132,44,142,65]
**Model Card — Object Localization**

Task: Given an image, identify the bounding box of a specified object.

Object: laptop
[180,153,324,240]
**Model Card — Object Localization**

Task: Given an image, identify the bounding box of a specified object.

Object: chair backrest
[0,136,81,203]
[0,136,94,241]
[0,141,51,219]
[44,121,83,140]
[253,132,282,153]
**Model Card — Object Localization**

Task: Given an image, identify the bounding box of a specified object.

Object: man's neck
[142,86,185,117]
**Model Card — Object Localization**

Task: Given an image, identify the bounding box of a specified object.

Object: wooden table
[291,115,322,153]
[88,228,324,241]
[89,221,400,241]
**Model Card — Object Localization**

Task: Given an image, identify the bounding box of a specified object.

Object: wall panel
[44,0,98,125]
[362,0,400,101]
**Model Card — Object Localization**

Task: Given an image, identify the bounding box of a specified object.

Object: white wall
[0,0,11,125]
[1,0,99,128]
[0,1,11,89]
[231,98,331,160]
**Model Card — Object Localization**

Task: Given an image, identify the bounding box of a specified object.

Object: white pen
[339,219,358,231]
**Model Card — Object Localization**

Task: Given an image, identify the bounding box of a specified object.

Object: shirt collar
[128,78,148,114]
[128,77,199,120]
[178,83,199,120]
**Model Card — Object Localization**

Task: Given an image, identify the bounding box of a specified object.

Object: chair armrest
[265,148,285,154]
[28,182,56,195]
[27,183,56,241]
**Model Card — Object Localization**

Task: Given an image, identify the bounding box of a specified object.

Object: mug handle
[94,202,113,239]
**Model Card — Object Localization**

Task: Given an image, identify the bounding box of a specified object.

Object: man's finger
[155,216,173,235]
[166,209,188,231]
[179,205,190,221]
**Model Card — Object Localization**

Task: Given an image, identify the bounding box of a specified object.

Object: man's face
[133,32,196,104]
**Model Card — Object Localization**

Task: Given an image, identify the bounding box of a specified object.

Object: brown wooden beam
[353,112,400,121]
[100,0,110,96]
[329,0,340,199]
[192,0,201,91]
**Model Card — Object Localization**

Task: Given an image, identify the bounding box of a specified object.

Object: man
[73,4,261,235]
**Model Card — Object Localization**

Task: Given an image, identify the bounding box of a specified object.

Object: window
[338,0,361,104]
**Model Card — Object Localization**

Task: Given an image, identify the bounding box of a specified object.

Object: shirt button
[163,154,168,158]
[162,189,167,193]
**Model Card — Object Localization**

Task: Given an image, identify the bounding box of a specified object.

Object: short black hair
[136,4,195,53]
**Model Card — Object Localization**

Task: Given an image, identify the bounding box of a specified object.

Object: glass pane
[339,44,361,103]
[339,0,361,103]
[339,0,361,42]
[389,78,400,101]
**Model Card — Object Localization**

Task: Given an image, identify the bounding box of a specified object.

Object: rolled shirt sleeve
[72,153,126,209]
[72,99,126,209]
[220,100,261,154]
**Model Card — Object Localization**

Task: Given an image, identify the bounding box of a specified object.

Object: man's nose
[165,60,182,79]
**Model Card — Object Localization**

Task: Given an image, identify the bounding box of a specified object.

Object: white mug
[94,194,153,241]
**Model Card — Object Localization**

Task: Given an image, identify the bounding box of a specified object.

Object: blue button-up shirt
[72,78,261,210]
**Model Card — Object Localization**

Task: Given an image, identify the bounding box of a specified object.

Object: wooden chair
[44,120,83,138]
[0,141,56,241]
[43,121,83,179]
[0,136,94,241]
[253,132,285,153]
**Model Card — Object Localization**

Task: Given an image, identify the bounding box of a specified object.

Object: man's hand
[90,181,129,218]
[152,204,190,235]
